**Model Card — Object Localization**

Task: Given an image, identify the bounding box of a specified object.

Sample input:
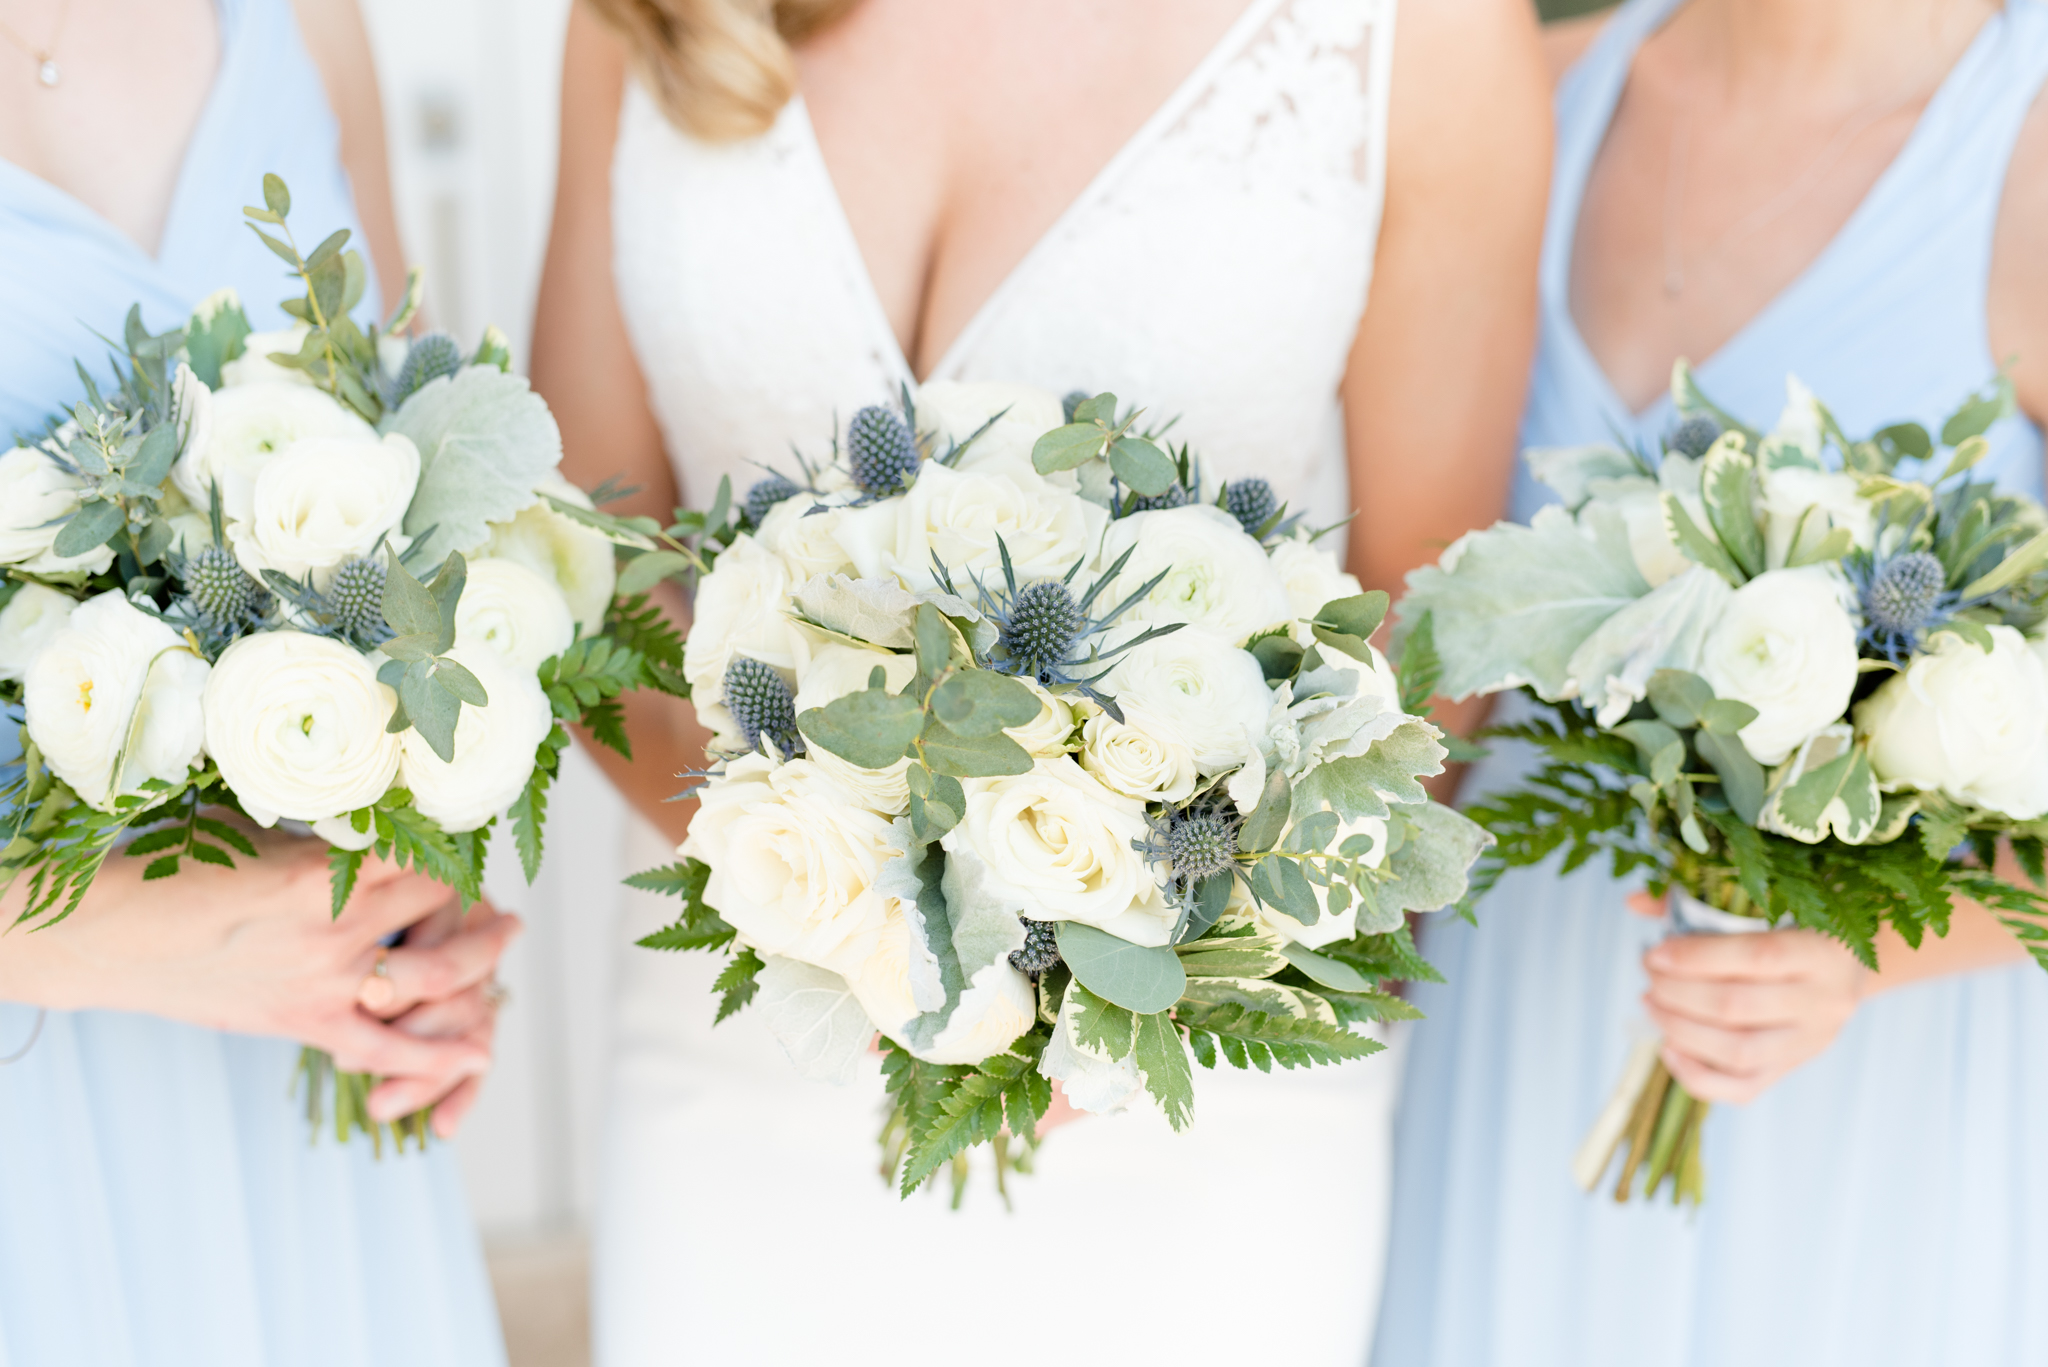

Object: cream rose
[1855,627,2048,819]
[1698,566,1859,765]
[912,381,1066,477]
[479,476,620,635]
[754,494,856,582]
[831,460,1106,590]
[680,754,909,970]
[1005,678,1076,758]
[940,756,1175,946]
[1095,504,1292,645]
[682,534,815,752]
[0,583,77,682]
[398,649,557,832]
[202,631,402,825]
[791,643,920,812]
[23,592,208,809]
[1107,626,1274,776]
[229,434,420,588]
[0,446,117,576]
[1079,703,1198,803]
[173,383,377,520]
[454,558,575,675]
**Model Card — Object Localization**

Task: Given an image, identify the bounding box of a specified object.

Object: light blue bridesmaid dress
[1373,2,2048,1364]
[0,3,505,1364]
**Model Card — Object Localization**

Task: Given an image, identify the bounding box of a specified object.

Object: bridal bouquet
[1399,361,2048,1206]
[631,382,1491,1199]
[0,176,686,1148]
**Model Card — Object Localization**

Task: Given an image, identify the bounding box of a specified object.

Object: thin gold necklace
[0,0,74,89]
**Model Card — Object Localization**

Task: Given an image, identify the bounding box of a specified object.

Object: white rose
[454,558,575,675]
[754,493,857,582]
[941,756,1175,946]
[682,534,815,752]
[1268,537,1363,626]
[680,754,908,970]
[1095,504,1293,645]
[0,583,77,682]
[1698,566,1859,765]
[399,649,557,832]
[1006,678,1075,758]
[480,476,620,635]
[229,434,420,588]
[174,382,376,522]
[1760,465,1875,569]
[203,631,402,825]
[832,897,934,1037]
[219,325,314,387]
[912,381,1066,477]
[832,460,1106,591]
[1079,703,1198,803]
[1854,627,2048,820]
[23,592,208,809]
[1107,626,1274,776]
[918,962,1037,1065]
[0,446,116,575]
[792,643,920,812]
[1251,812,1388,949]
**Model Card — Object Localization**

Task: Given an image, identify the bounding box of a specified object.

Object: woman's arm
[529,6,711,845]
[292,0,409,317]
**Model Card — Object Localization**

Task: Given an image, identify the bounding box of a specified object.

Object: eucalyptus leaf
[1073,393,1118,425]
[797,688,924,769]
[1280,942,1373,993]
[1698,698,1759,735]
[616,550,696,596]
[1249,633,1304,682]
[1180,872,1235,943]
[381,546,442,639]
[130,423,180,489]
[917,719,1033,778]
[1055,921,1187,1013]
[1941,389,2006,447]
[1031,423,1107,475]
[1237,768,1293,854]
[51,500,124,558]
[1249,857,1319,925]
[1314,592,1390,642]
[398,660,460,762]
[1646,669,1712,729]
[913,602,951,678]
[1695,727,1765,825]
[1871,422,1933,469]
[929,669,1041,738]
[432,658,488,706]
[1107,436,1175,497]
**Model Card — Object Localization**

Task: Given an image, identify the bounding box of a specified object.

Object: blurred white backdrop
[359,0,624,1243]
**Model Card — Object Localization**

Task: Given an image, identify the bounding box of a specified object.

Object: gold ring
[482,980,511,1011]
[371,948,391,980]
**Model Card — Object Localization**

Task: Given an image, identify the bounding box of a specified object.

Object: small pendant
[36,58,59,87]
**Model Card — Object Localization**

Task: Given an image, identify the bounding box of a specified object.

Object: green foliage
[1053,920,1187,1012]
[508,725,572,881]
[1176,1001,1385,1072]
[632,857,738,952]
[885,1032,1052,1198]
[242,177,390,422]
[712,947,764,1022]
[376,549,483,763]
[124,782,256,882]
[325,791,488,916]
[537,634,646,757]
[604,594,690,697]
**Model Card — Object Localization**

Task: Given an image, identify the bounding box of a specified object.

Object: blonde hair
[587,0,860,142]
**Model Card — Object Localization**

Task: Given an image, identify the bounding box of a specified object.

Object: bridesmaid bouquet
[1399,362,2048,1206]
[630,382,1491,1200]
[0,176,687,1148]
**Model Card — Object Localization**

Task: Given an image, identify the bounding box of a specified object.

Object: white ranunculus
[1107,626,1274,776]
[1079,703,1198,803]
[23,592,208,809]
[941,757,1175,946]
[399,649,557,832]
[0,583,77,682]
[219,325,314,387]
[831,460,1106,591]
[1855,627,2048,819]
[754,493,856,581]
[833,896,937,1037]
[1006,678,1076,758]
[682,534,815,752]
[1606,482,1696,587]
[454,558,575,675]
[1268,536,1363,629]
[1759,465,1876,569]
[1251,812,1388,949]
[174,384,377,523]
[0,446,116,576]
[681,754,909,970]
[1698,566,1859,765]
[1095,504,1293,645]
[918,962,1037,1066]
[229,434,420,589]
[912,381,1066,478]
[479,476,620,636]
[792,643,919,812]
[203,630,403,825]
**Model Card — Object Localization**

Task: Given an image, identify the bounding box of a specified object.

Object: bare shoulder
[1540,12,1609,86]
[1990,81,2048,427]
[1388,0,1550,192]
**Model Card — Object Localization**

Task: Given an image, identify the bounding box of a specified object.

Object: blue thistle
[998,580,1086,684]
[326,557,390,642]
[1849,549,1961,661]
[847,405,919,498]
[1007,918,1061,977]
[1668,415,1723,460]
[1222,479,1278,536]
[386,332,463,409]
[744,472,803,528]
[183,544,262,629]
[1166,806,1240,884]
[1127,484,1191,514]
[723,657,799,757]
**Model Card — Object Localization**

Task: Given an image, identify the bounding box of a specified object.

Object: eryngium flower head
[184,543,262,628]
[1127,483,1191,514]
[1863,551,1947,637]
[1167,807,1239,884]
[999,579,1085,682]
[387,332,463,409]
[1668,414,1723,460]
[1222,478,1278,536]
[1007,917,1061,976]
[847,404,919,498]
[744,472,802,528]
[723,656,798,757]
[326,556,388,639]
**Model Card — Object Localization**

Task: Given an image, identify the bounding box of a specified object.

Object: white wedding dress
[597,3,1399,1362]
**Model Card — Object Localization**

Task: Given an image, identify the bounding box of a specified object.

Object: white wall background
[358,0,622,1239]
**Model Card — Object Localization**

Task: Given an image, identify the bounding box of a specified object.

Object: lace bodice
[611,0,1394,523]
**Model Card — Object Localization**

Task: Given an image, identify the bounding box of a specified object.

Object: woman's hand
[357,897,517,1137]
[1627,891,1869,1104]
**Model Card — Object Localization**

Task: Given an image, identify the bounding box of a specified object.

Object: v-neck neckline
[1550,0,2005,430]
[0,0,235,271]
[792,0,1284,387]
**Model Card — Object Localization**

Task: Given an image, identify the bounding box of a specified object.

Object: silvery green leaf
[1179,872,1235,943]
[754,956,874,1084]
[1663,491,1746,587]
[937,850,1029,977]
[432,657,488,706]
[1072,393,1118,425]
[616,550,695,596]
[388,368,563,564]
[929,669,1040,738]
[1382,802,1493,919]
[1613,719,1684,785]
[1237,767,1293,853]
[912,603,951,678]
[1759,725,1880,845]
[797,687,924,769]
[1031,422,1106,475]
[51,500,124,558]
[185,290,251,388]
[918,719,1032,778]
[1176,933,1289,980]
[1176,976,1330,1021]
[382,545,442,638]
[1106,435,1175,497]
[1054,921,1186,1013]
[1696,727,1765,825]
[1249,857,1318,924]
[790,573,920,647]
[1314,592,1390,642]
[399,659,460,761]
[1280,942,1372,993]
[1698,697,1759,735]
[1401,502,1649,701]
[1646,668,1713,729]
[1565,566,1734,726]
[1524,444,1644,511]
[1133,1011,1194,1132]
[1292,721,1445,821]
[1702,442,1765,578]
[1941,384,2010,447]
